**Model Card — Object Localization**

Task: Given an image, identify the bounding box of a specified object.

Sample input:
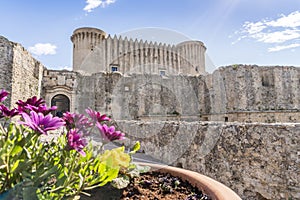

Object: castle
[70,27,206,75]
[0,27,299,199]
[0,27,299,123]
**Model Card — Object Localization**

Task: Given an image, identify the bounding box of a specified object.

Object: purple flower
[63,112,92,133]
[25,104,57,115]
[0,89,9,103]
[96,123,125,142]
[20,111,65,135]
[0,105,19,119]
[86,108,110,123]
[16,96,45,113]
[66,129,87,156]
[63,112,76,129]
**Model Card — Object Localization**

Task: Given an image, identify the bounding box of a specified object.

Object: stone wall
[43,70,203,120]
[115,120,300,200]
[10,42,45,106]
[0,36,13,106]
[206,65,300,122]
[0,36,44,107]
[44,65,300,123]
[42,70,78,112]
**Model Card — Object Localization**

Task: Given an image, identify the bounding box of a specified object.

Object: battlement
[70,27,206,75]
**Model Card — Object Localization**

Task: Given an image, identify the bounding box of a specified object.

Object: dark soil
[81,171,212,200]
[120,171,211,200]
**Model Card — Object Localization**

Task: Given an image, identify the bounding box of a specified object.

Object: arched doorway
[51,94,70,117]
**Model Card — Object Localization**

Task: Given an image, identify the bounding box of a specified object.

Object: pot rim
[135,162,241,200]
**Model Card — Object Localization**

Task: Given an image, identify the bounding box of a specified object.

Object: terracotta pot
[136,162,241,200]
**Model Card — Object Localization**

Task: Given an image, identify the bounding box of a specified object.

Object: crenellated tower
[176,41,206,74]
[70,27,207,75]
[71,27,106,73]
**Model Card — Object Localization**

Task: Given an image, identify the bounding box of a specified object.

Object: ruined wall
[67,72,202,120]
[0,36,13,107]
[205,65,300,122]
[0,36,44,107]
[115,120,300,200]
[10,42,45,106]
[44,65,300,123]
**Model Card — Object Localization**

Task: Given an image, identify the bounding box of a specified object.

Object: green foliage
[107,142,150,190]
[130,141,140,155]
[232,64,239,70]
[0,121,134,199]
[0,91,143,199]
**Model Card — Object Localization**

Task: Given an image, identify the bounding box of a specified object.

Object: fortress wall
[45,64,300,123]
[10,43,45,106]
[73,72,202,119]
[0,36,45,107]
[42,70,78,112]
[206,65,300,122]
[74,74,97,112]
[115,120,300,200]
[203,111,300,123]
[0,36,13,107]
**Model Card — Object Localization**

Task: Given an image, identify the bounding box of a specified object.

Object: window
[111,66,118,72]
[159,70,166,76]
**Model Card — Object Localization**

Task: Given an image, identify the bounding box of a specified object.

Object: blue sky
[0,0,299,72]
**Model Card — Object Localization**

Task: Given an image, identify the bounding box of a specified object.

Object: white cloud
[28,43,57,56]
[268,43,300,52]
[235,11,300,52]
[242,21,267,35]
[256,29,300,44]
[84,0,116,12]
[266,11,300,28]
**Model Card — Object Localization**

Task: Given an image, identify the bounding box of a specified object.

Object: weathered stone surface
[11,42,44,106]
[2,35,300,123]
[43,65,300,123]
[0,36,44,107]
[0,36,13,106]
[206,65,300,122]
[114,120,300,200]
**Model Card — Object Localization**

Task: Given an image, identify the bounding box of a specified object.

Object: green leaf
[11,145,23,156]
[13,160,32,174]
[64,166,69,176]
[11,160,20,172]
[130,141,140,154]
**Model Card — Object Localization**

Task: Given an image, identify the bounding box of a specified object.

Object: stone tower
[70,27,207,75]
[71,27,106,74]
[176,41,206,74]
